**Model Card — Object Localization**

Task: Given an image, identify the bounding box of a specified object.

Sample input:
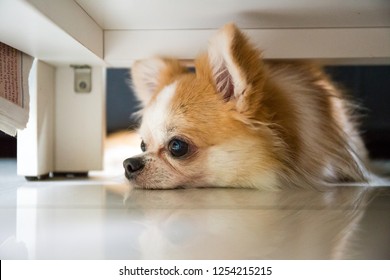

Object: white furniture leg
[17,62,105,179]
[17,60,55,179]
[54,66,105,174]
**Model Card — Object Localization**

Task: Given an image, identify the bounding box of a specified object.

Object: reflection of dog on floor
[122,23,369,190]
[117,187,372,259]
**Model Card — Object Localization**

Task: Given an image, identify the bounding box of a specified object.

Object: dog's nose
[123,157,145,176]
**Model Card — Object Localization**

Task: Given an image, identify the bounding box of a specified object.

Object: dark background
[1,66,389,159]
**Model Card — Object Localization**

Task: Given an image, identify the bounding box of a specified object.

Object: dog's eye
[168,138,189,158]
[140,140,146,152]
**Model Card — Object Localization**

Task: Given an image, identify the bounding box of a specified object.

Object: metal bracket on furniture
[70,65,92,93]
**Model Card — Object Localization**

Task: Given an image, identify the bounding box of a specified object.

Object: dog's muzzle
[123,157,145,179]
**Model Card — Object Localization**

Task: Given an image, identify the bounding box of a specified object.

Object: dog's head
[124,24,281,189]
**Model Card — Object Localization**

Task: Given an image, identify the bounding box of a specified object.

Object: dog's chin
[125,177,186,190]
[134,184,186,190]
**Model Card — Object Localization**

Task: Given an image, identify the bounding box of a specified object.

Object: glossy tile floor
[0,159,390,260]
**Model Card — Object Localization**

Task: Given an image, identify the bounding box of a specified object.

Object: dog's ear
[131,58,187,105]
[206,23,266,114]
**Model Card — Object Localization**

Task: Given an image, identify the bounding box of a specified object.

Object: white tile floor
[0,158,390,260]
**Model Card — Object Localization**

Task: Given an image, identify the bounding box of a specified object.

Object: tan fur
[125,23,369,190]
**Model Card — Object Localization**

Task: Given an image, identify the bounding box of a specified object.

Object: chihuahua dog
[123,23,369,190]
